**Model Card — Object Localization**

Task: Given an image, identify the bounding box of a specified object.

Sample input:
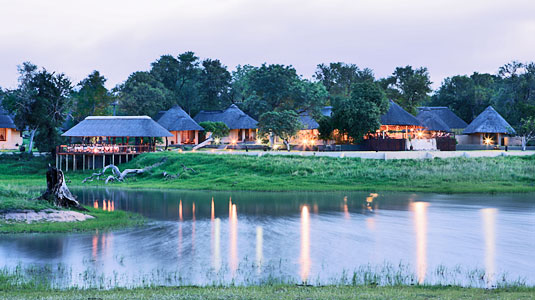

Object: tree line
[0,52,534,153]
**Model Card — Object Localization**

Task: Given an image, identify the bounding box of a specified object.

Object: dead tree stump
[40,165,87,211]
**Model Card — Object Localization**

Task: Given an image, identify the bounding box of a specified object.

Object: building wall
[0,128,23,150]
[220,129,256,144]
[456,133,515,146]
[166,130,199,145]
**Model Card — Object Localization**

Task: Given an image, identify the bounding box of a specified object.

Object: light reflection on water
[1,189,534,287]
[482,208,497,287]
[411,201,429,284]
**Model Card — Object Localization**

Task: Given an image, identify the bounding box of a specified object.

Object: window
[0,128,6,141]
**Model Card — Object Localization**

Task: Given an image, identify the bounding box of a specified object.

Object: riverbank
[1,285,533,300]
[0,152,534,193]
[0,186,143,233]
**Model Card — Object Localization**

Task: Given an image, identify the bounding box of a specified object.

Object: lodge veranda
[57,116,172,171]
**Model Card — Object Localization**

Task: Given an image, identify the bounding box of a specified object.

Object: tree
[150,55,180,92]
[331,81,388,143]
[258,110,302,150]
[431,73,497,122]
[494,61,535,125]
[239,64,328,119]
[198,121,229,143]
[3,62,72,153]
[116,71,174,117]
[72,71,114,123]
[315,62,375,99]
[381,66,431,114]
[198,59,232,110]
[517,116,535,151]
[317,116,334,142]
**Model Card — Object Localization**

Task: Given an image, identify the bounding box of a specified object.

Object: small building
[0,104,22,150]
[461,106,516,146]
[194,104,258,144]
[157,105,204,145]
[59,116,172,171]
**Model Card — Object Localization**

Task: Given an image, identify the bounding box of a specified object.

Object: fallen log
[40,165,87,211]
[162,163,197,179]
[82,158,167,184]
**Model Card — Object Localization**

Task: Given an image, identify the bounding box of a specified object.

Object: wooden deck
[56,144,156,172]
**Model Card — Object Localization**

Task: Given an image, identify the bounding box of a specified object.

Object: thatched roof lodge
[376,100,423,139]
[60,116,171,154]
[417,107,468,131]
[157,105,203,145]
[0,102,22,150]
[461,106,516,146]
[194,104,258,143]
[63,116,172,138]
[416,110,451,132]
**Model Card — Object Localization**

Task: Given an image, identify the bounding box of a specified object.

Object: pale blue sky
[0,0,534,90]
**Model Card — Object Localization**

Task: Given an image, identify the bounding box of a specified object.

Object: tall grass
[78,152,535,193]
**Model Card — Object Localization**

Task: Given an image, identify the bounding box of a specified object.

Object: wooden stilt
[73,155,76,171]
[56,154,58,168]
[112,154,115,165]
[119,155,122,165]
[83,155,85,171]
[93,155,95,170]
[126,154,129,163]
[103,155,105,169]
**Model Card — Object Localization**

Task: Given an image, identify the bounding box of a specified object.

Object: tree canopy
[3,62,72,153]
[380,66,432,115]
[330,81,389,143]
[258,110,302,149]
[71,71,115,123]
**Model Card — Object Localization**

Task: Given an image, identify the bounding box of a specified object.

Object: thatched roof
[418,107,468,129]
[0,100,16,129]
[381,100,422,126]
[157,105,203,131]
[194,104,258,129]
[299,112,319,130]
[463,106,516,134]
[62,116,173,137]
[321,106,332,117]
[417,111,451,132]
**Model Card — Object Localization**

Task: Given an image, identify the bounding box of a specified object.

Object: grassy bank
[0,152,534,193]
[0,186,143,233]
[1,285,533,300]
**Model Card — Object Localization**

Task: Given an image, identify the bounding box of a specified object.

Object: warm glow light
[300,205,311,282]
[192,202,196,221]
[411,202,429,284]
[211,197,215,220]
[482,208,497,287]
[230,203,238,276]
[93,200,98,209]
[417,131,424,138]
[231,139,237,145]
[178,148,183,153]
[214,137,221,145]
[179,199,183,221]
[484,137,493,145]
[103,200,107,211]
[255,138,263,145]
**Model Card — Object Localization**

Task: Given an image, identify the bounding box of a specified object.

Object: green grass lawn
[0,285,533,300]
[0,184,144,233]
[0,152,534,193]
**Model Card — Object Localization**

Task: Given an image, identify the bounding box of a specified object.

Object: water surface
[1,188,533,287]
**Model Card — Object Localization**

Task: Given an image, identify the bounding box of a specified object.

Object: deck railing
[57,144,155,155]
